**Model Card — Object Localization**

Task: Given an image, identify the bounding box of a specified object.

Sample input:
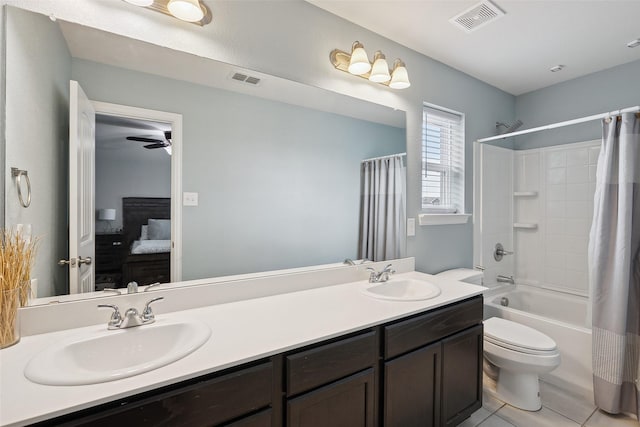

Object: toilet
[436,268,561,411]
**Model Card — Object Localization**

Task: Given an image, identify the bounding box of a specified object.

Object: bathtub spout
[497,275,515,284]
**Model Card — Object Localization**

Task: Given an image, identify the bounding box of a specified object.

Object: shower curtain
[359,155,406,262]
[589,112,640,418]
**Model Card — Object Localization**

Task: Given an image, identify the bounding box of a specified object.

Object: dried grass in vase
[1,228,39,348]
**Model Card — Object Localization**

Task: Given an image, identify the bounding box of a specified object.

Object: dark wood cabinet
[441,325,483,427]
[39,296,483,427]
[382,296,483,427]
[49,362,273,427]
[384,342,441,427]
[288,369,376,427]
[94,233,126,289]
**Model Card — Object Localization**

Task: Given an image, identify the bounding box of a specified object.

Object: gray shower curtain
[359,155,406,262]
[589,112,640,418]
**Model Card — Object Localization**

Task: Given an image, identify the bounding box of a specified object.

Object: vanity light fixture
[330,41,410,89]
[123,0,154,6]
[121,0,212,26]
[167,0,204,22]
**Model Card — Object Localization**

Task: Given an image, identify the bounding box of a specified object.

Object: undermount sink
[362,278,441,301]
[24,319,211,386]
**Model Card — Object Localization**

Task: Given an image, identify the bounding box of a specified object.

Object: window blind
[422,105,465,213]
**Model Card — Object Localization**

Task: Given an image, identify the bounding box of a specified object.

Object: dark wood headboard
[122,197,170,249]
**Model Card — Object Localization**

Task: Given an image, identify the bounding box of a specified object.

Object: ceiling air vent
[450,0,505,33]
[230,72,262,86]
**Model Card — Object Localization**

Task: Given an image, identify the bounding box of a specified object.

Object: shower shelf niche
[513,223,538,230]
[513,191,538,197]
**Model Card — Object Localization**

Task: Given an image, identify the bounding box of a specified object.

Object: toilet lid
[484,317,557,352]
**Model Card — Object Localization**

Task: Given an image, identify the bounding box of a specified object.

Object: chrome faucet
[366,264,396,283]
[497,275,515,284]
[97,297,164,330]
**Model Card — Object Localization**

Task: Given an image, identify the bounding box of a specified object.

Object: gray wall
[7,1,517,277]
[72,59,405,279]
[95,141,171,233]
[4,7,70,296]
[515,59,640,149]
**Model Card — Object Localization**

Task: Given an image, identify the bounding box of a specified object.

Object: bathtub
[484,285,593,400]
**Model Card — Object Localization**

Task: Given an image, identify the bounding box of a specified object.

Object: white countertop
[0,271,484,426]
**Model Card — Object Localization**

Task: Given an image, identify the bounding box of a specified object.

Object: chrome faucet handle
[143,282,161,292]
[142,297,165,322]
[127,281,139,294]
[97,304,122,327]
[381,264,394,273]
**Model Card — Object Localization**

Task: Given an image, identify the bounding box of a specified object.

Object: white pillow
[148,219,171,240]
[140,225,149,240]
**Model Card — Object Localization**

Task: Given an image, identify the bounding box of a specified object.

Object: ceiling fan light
[389,60,411,89]
[123,0,154,6]
[347,41,371,75]
[369,51,391,83]
[167,0,204,22]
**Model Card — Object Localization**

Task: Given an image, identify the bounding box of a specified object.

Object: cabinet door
[287,369,375,427]
[384,342,441,427]
[441,325,483,427]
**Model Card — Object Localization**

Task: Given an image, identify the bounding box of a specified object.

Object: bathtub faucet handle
[494,243,514,261]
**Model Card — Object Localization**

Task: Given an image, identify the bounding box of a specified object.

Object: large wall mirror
[3,6,407,304]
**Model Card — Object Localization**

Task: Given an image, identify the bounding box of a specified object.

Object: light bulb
[389,60,410,89]
[347,42,371,75]
[369,51,391,83]
[167,0,204,22]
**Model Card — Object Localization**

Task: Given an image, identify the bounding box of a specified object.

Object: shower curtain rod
[361,152,407,162]
[476,105,640,143]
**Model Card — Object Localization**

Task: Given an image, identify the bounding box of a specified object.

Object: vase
[0,288,21,349]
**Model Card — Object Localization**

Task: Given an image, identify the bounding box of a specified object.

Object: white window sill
[418,213,472,226]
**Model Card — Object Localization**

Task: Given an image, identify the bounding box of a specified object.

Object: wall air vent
[230,72,262,86]
[449,0,505,33]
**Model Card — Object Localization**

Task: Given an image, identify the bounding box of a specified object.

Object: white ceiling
[307,0,640,95]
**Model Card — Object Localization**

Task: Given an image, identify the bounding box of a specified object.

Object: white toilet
[483,317,560,411]
[436,268,561,411]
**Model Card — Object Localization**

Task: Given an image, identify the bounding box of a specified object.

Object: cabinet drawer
[58,362,273,427]
[286,331,376,396]
[385,296,482,359]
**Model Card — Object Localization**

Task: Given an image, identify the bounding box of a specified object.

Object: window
[422,104,465,214]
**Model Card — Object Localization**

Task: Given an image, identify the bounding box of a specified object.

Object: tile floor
[460,378,639,427]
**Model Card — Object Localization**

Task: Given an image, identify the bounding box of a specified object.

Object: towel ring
[11,167,31,208]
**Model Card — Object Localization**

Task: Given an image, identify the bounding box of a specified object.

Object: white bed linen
[130,239,171,254]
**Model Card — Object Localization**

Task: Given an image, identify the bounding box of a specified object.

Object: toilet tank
[436,268,483,285]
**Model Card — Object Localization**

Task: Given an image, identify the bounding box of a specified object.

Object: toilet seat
[484,317,557,355]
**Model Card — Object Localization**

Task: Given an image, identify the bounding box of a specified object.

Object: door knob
[58,258,77,267]
[78,256,92,266]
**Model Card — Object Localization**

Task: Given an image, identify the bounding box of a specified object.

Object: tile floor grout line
[542,403,587,426]
[580,408,598,426]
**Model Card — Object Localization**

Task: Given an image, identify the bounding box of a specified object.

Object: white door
[68,80,96,294]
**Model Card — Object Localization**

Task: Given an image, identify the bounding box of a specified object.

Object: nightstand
[95,233,126,288]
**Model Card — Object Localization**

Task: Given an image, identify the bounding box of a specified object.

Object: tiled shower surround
[514,140,600,296]
[477,140,600,296]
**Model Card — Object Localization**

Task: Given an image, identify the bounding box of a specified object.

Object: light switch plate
[183,192,199,206]
[407,218,416,236]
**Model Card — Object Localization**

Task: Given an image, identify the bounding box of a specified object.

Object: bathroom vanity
[0,270,484,427]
